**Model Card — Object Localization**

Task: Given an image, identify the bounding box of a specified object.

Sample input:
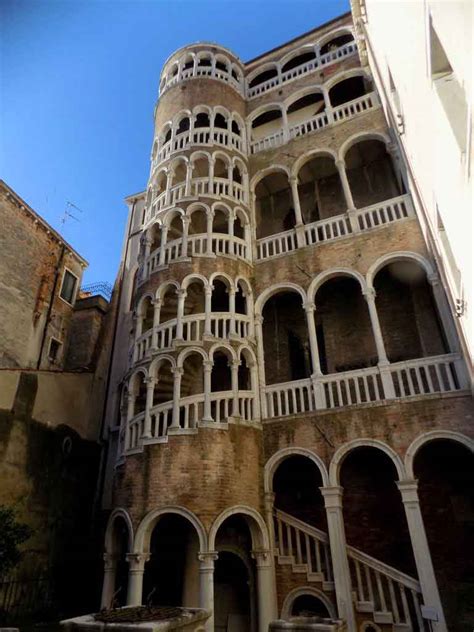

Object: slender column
[323,88,335,124]
[143,236,152,261]
[244,222,251,260]
[231,358,240,417]
[143,377,156,439]
[185,160,193,196]
[165,171,173,206]
[229,287,237,336]
[206,211,214,256]
[289,176,306,248]
[151,298,161,349]
[203,360,213,422]
[175,289,187,341]
[158,225,169,266]
[304,301,325,409]
[336,159,359,233]
[125,392,135,451]
[199,552,218,631]
[100,553,117,609]
[254,315,268,418]
[252,550,278,632]
[181,216,190,258]
[243,170,250,205]
[126,553,149,606]
[204,286,213,336]
[398,480,447,632]
[281,108,290,143]
[363,287,396,398]
[320,486,356,630]
[228,211,235,257]
[171,367,183,429]
[208,157,215,193]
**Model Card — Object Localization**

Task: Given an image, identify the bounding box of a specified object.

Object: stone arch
[209,505,270,551]
[247,62,279,88]
[264,447,329,493]
[255,282,306,315]
[181,273,210,291]
[316,26,354,51]
[291,148,338,180]
[279,43,317,73]
[405,430,474,479]
[338,130,391,163]
[136,292,155,317]
[281,586,336,619]
[162,207,185,227]
[104,508,134,554]
[308,268,367,303]
[177,346,208,369]
[325,66,372,91]
[155,279,180,301]
[149,354,176,379]
[329,438,405,486]
[284,83,327,111]
[250,164,291,191]
[133,505,208,555]
[209,342,237,363]
[209,271,234,291]
[366,251,435,290]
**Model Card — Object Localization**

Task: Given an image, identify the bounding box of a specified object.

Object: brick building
[99,11,473,632]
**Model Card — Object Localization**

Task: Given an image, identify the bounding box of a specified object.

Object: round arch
[325,66,372,92]
[104,508,134,554]
[133,505,208,555]
[250,164,291,191]
[308,268,367,303]
[405,430,474,480]
[316,26,354,50]
[209,505,270,551]
[291,148,339,180]
[255,282,306,315]
[155,280,180,301]
[284,84,327,112]
[281,586,336,619]
[209,271,234,289]
[181,273,210,291]
[329,439,405,486]
[209,342,237,362]
[177,346,208,369]
[264,447,329,492]
[246,62,279,87]
[366,251,435,290]
[338,130,391,163]
[149,354,177,379]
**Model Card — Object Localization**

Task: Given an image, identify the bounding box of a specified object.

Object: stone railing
[262,353,466,419]
[162,63,244,97]
[256,194,414,261]
[249,91,379,154]
[247,40,357,98]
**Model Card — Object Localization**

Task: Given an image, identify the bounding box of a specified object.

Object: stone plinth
[61,608,210,631]
[270,618,346,631]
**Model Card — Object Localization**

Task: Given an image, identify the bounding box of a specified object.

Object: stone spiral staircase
[274,509,428,631]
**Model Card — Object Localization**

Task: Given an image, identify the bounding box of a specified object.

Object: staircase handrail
[274,508,329,543]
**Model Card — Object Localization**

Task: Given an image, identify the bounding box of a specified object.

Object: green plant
[0,506,33,576]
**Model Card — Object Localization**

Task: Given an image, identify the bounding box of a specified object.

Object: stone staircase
[274,509,428,631]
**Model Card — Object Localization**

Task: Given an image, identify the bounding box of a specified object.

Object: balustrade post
[170,367,183,429]
[289,176,306,247]
[143,377,156,439]
[363,287,396,399]
[397,480,447,632]
[175,289,187,341]
[181,216,190,258]
[151,298,161,349]
[336,159,359,233]
[204,286,213,337]
[199,552,218,631]
[100,553,117,609]
[304,302,326,408]
[158,225,169,267]
[254,314,268,418]
[229,287,237,336]
[125,553,149,606]
[203,360,213,422]
[252,550,278,632]
[206,211,214,256]
[320,487,356,631]
[231,358,240,418]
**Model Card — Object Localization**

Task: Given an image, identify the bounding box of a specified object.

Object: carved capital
[126,552,150,570]
[251,549,271,567]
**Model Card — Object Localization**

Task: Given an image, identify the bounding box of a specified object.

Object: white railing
[274,510,333,586]
[304,214,351,246]
[264,378,315,418]
[390,353,463,398]
[128,412,144,450]
[250,90,378,155]
[154,127,244,167]
[179,390,255,428]
[149,400,173,441]
[247,41,357,98]
[356,194,414,230]
[319,366,384,409]
[135,329,153,362]
[162,64,244,97]
[256,229,297,260]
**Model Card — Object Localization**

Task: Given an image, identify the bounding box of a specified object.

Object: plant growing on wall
[0,506,32,576]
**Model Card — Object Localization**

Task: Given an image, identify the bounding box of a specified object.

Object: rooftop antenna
[60,200,84,226]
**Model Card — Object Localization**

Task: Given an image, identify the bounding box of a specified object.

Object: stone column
[228,211,235,257]
[281,108,290,143]
[206,211,214,256]
[171,366,183,429]
[175,288,187,341]
[143,377,156,439]
[126,553,149,606]
[252,550,278,632]
[100,553,117,609]
[204,286,213,336]
[229,287,237,336]
[158,224,169,267]
[185,159,193,197]
[336,159,359,233]
[125,392,135,452]
[208,157,215,194]
[323,88,335,124]
[143,237,152,279]
[254,315,268,418]
[243,170,250,205]
[398,480,447,632]
[231,358,240,417]
[202,360,213,422]
[151,298,161,350]
[304,302,325,408]
[165,171,173,207]
[181,216,190,258]
[363,287,396,399]
[199,552,218,631]
[320,486,356,630]
[289,176,306,248]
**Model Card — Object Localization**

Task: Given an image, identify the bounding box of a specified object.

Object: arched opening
[141,296,154,333]
[319,33,354,56]
[184,280,206,317]
[160,285,178,323]
[314,276,377,374]
[249,67,278,88]
[211,350,232,393]
[238,351,251,390]
[214,516,257,632]
[195,111,211,128]
[152,360,174,407]
[192,155,210,179]
[262,291,311,384]
[214,156,229,180]
[214,112,227,130]
[414,439,474,631]
[251,109,283,143]
[176,116,190,136]
[340,447,414,574]
[233,211,245,240]
[297,155,346,223]
[329,75,372,107]
[155,171,167,198]
[163,126,172,144]
[345,139,404,208]
[282,49,317,74]
[197,55,212,69]
[211,279,230,312]
[287,92,326,130]
[168,214,183,241]
[231,119,241,136]
[171,159,187,186]
[130,372,147,416]
[189,207,207,235]
[291,594,331,618]
[143,514,200,608]
[149,223,162,252]
[182,55,193,72]
[255,171,294,238]
[374,261,448,365]
[180,352,204,426]
[106,516,129,608]
[215,58,228,73]
[232,165,242,185]
[235,282,248,315]
[213,208,228,234]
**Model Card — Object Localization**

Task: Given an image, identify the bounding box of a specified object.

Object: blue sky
[1,0,349,284]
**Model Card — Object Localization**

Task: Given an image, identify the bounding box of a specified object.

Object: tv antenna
[60,201,84,226]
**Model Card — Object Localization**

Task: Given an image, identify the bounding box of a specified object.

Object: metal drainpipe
[36,243,66,370]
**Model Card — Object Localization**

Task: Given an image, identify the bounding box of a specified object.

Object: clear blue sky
[1,0,350,285]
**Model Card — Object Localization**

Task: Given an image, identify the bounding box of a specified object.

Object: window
[60,269,78,304]
[48,337,62,363]
[429,19,468,152]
